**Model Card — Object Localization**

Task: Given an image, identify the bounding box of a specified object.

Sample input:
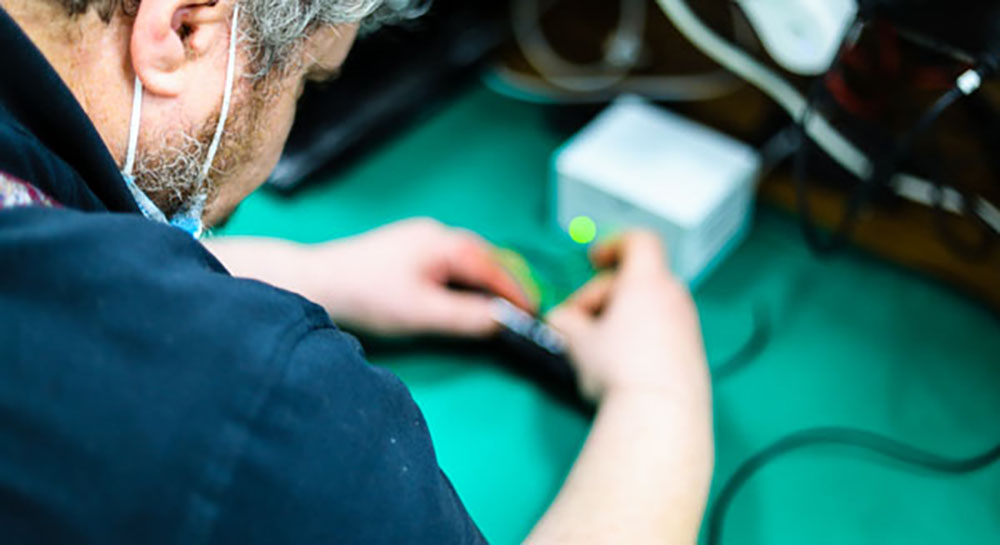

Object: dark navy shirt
[0,8,486,544]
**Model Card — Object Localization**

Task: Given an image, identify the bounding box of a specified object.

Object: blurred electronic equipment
[554,96,761,285]
[735,0,858,75]
[651,0,1000,308]
[493,0,999,306]
[490,0,743,103]
[269,0,1000,306]
[266,0,508,192]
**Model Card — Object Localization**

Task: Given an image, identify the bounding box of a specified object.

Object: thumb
[546,304,594,342]
[545,304,603,402]
[544,273,614,340]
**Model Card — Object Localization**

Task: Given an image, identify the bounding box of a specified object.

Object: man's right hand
[547,231,709,404]
[529,231,713,545]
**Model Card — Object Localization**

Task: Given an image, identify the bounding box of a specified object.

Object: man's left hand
[205,218,535,338]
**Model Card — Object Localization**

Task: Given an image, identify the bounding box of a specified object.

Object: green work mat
[215,85,1000,545]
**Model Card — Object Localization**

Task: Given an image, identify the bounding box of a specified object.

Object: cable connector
[958,56,999,96]
[957,69,982,96]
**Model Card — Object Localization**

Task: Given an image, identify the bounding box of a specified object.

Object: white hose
[654,0,999,234]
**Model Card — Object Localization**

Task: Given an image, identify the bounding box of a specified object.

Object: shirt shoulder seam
[174,303,333,544]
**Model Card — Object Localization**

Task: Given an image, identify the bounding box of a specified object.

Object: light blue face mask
[120,3,241,239]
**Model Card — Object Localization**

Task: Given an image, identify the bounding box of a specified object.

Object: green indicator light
[568,215,597,244]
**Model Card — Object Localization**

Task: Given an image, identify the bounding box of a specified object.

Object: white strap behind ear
[122,75,143,177]
[197,2,241,186]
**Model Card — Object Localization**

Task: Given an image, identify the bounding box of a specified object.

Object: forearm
[526,385,714,545]
[204,236,307,284]
[203,223,527,338]
[203,237,357,316]
[204,236,341,308]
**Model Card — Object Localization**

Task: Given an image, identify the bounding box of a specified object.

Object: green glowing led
[568,215,597,244]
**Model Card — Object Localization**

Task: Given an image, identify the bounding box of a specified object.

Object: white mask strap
[123,75,143,177]
[198,2,241,186]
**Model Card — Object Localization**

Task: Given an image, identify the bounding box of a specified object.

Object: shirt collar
[0,6,140,214]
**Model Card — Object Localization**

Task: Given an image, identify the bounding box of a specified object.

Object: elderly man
[0,1,714,543]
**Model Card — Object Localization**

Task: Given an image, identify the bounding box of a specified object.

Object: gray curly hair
[52,0,427,76]
[242,0,427,76]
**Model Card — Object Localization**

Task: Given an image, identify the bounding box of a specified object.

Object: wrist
[594,362,712,407]
[598,381,710,415]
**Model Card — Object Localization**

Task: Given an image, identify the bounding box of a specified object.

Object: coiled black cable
[706,427,1000,545]
[709,304,771,382]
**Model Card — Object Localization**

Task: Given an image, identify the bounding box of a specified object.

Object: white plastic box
[554,96,761,285]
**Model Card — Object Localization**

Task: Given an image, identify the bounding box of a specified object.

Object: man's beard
[131,83,270,220]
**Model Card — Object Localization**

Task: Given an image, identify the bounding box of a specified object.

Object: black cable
[706,427,1000,545]
[900,88,964,151]
[793,68,874,254]
[795,83,966,254]
[888,81,998,261]
[791,17,875,254]
[710,304,770,382]
[794,37,994,255]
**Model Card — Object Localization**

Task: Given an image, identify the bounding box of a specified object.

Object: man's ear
[130,0,231,97]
